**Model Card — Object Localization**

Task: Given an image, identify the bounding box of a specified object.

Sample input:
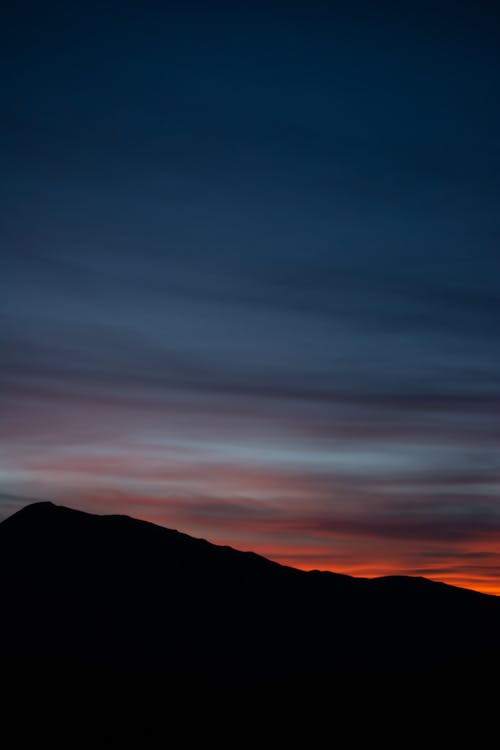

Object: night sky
[2,1,500,593]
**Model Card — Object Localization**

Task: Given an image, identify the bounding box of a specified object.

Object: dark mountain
[2,501,500,678]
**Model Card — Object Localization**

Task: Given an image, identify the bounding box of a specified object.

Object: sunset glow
[2,1,500,597]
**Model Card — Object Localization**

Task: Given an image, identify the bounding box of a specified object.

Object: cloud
[2,0,500,597]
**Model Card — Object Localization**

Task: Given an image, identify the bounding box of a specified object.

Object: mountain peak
[20,500,57,512]
[1,500,500,677]
[3,500,57,522]
[2,500,83,526]
[0,501,294,578]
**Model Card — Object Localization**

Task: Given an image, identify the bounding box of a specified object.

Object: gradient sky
[2,1,500,593]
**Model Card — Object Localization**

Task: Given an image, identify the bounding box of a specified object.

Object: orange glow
[4,450,500,598]
[283,561,500,596]
[141,509,500,597]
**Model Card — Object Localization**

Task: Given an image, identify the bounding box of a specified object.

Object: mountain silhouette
[2,501,500,678]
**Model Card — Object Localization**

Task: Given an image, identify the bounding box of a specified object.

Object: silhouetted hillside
[2,502,500,678]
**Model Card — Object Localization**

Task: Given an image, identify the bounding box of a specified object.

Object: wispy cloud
[1,0,500,595]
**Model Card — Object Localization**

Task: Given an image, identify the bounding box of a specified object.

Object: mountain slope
[2,501,499,677]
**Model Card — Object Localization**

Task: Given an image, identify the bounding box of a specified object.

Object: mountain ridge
[3,500,491,596]
[2,500,500,677]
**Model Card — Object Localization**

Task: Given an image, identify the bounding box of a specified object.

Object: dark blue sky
[2,1,500,591]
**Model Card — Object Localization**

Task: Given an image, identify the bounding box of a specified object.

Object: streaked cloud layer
[2,1,500,593]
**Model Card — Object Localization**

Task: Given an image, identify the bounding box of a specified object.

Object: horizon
[3,499,499,597]
[2,1,500,597]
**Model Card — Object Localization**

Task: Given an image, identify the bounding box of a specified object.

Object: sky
[2,0,500,594]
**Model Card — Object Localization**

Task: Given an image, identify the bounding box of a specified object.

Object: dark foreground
[2,502,500,680]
